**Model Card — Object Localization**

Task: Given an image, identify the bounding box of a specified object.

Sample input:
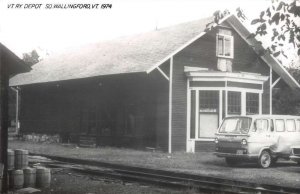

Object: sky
[1,0,297,65]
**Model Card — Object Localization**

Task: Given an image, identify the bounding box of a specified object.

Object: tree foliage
[205,8,246,32]
[273,67,300,115]
[250,0,300,58]
[210,1,300,60]
[22,50,40,66]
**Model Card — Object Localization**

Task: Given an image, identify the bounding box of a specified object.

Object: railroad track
[30,153,300,194]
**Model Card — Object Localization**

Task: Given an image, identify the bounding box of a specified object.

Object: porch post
[186,79,191,152]
[269,68,272,114]
[218,90,223,126]
[224,90,228,117]
[241,91,246,115]
[259,92,262,115]
[195,90,199,139]
[168,57,173,153]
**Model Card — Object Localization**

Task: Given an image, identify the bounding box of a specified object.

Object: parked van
[214,115,300,168]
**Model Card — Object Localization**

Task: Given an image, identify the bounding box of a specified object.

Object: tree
[210,1,300,62]
[250,0,300,59]
[22,50,40,66]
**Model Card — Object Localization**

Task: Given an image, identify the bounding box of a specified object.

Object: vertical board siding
[19,72,169,150]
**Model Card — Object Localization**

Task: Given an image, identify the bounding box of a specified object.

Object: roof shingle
[10,16,213,86]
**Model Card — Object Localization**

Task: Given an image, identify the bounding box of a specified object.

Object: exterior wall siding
[19,72,169,150]
[18,22,274,153]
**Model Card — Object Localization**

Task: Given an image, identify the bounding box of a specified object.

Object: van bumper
[290,155,300,163]
[214,152,259,159]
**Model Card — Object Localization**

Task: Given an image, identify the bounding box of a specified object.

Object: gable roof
[10,16,213,86]
[9,15,300,89]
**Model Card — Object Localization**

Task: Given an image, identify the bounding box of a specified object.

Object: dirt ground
[9,140,300,189]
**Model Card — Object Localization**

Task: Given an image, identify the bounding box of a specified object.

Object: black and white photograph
[1,0,300,193]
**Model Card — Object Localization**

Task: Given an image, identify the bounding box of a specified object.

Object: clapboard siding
[195,141,215,152]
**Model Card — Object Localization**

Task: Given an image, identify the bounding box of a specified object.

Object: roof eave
[1,43,31,74]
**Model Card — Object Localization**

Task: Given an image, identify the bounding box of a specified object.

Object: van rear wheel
[258,150,272,168]
[225,158,238,167]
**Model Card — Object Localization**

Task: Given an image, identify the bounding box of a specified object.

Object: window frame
[286,119,296,132]
[253,119,269,133]
[216,33,234,59]
[275,119,285,132]
[297,119,300,132]
[227,91,241,115]
[246,93,259,115]
[199,91,219,113]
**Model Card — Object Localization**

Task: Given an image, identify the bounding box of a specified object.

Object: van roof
[225,115,300,119]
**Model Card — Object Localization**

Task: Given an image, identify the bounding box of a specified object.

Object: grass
[8,140,300,188]
[9,140,203,170]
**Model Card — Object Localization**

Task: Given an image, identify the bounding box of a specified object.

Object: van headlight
[215,138,219,144]
[241,139,247,145]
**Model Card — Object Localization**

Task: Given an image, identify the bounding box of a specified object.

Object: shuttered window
[217,34,233,58]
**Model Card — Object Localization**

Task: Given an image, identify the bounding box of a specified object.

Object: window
[228,91,241,115]
[286,119,296,132]
[253,119,269,133]
[246,93,259,114]
[217,34,233,58]
[275,119,285,132]
[199,91,218,113]
[297,119,300,132]
[219,117,251,134]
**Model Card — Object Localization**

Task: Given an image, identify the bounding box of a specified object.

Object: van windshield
[219,117,252,134]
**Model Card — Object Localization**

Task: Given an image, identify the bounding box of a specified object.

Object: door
[198,91,219,139]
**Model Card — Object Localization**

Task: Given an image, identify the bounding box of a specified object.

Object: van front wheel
[258,150,272,168]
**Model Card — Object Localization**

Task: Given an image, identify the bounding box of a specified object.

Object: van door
[250,119,272,153]
[272,119,287,154]
[281,119,297,155]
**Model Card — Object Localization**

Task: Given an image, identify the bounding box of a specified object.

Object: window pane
[199,91,218,113]
[228,91,241,115]
[275,119,285,132]
[246,93,259,114]
[254,119,268,132]
[286,119,296,132]
[219,117,251,134]
[218,36,224,55]
[224,38,231,56]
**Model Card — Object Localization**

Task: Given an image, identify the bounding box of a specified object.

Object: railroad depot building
[10,15,300,153]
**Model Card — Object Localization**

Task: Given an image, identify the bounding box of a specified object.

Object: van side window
[286,119,296,132]
[275,119,285,132]
[270,119,274,132]
[297,119,300,132]
[254,119,268,132]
